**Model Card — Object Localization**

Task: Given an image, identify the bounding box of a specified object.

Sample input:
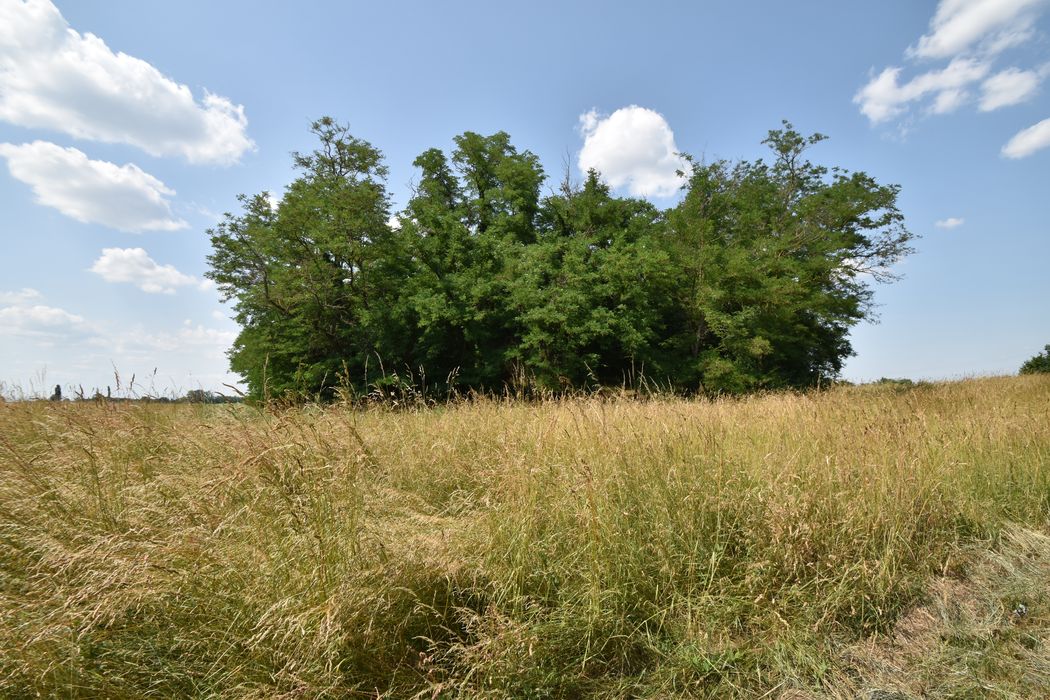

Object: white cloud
[0,287,239,395]
[1001,117,1050,157]
[0,289,91,345]
[855,58,990,123]
[909,0,1048,60]
[577,105,690,198]
[856,1,1050,128]
[266,192,281,212]
[0,304,81,327]
[0,141,187,232]
[930,88,971,114]
[979,66,1046,110]
[90,247,204,294]
[0,287,41,304]
[935,216,966,228]
[0,303,89,340]
[99,324,236,359]
[0,0,253,165]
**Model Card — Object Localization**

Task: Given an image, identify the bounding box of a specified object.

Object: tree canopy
[206,118,913,399]
[1020,345,1050,375]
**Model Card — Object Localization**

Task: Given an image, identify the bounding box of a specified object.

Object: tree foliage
[1020,345,1050,375]
[207,118,914,399]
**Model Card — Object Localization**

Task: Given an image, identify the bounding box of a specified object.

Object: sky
[1,0,1048,397]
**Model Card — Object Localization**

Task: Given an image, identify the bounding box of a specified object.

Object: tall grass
[1,376,1048,697]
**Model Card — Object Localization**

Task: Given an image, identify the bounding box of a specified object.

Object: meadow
[1,375,1049,698]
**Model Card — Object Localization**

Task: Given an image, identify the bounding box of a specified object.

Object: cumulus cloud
[90,247,208,294]
[0,141,187,232]
[577,106,690,198]
[0,302,89,341]
[935,216,966,228]
[0,304,82,327]
[909,0,1048,60]
[0,287,90,342]
[979,66,1047,110]
[855,58,990,123]
[1001,117,1050,157]
[0,287,41,304]
[0,0,253,165]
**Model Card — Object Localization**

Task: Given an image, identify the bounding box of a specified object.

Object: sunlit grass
[1,375,1048,697]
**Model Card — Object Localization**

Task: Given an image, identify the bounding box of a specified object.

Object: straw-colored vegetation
[1,376,1048,698]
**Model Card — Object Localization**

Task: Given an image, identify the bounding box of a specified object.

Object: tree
[206,118,395,398]
[392,131,545,389]
[508,170,672,388]
[1020,345,1050,374]
[207,118,913,399]
[664,123,913,392]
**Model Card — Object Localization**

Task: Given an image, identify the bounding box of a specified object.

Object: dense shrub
[1020,344,1050,375]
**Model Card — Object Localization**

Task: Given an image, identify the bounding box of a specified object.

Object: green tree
[207,118,913,399]
[206,118,395,398]
[665,122,914,392]
[1020,345,1050,374]
[508,171,672,388]
[393,132,545,389]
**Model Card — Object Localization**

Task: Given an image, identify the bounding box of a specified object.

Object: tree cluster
[1020,345,1050,375]
[206,118,913,399]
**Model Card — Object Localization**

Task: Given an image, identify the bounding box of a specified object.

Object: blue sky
[1,0,1048,396]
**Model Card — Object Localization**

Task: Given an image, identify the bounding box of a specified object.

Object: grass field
[1,376,1049,698]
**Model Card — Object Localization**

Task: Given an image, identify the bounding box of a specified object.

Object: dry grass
[1,375,1048,697]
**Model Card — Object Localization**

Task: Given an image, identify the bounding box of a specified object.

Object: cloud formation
[909,0,1048,60]
[90,247,207,294]
[0,303,82,327]
[979,66,1047,110]
[0,302,89,340]
[0,0,253,165]
[0,141,187,232]
[0,286,88,342]
[111,323,237,357]
[935,216,966,228]
[0,287,238,396]
[578,106,690,198]
[855,58,990,123]
[1001,117,1050,157]
[855,0,1050,135]
[0,287,41,304]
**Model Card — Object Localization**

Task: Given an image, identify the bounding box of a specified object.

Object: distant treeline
[207,118,913,400]
[38,386,243,404]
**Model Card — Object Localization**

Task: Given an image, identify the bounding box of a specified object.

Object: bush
[1020,345,1050,375]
